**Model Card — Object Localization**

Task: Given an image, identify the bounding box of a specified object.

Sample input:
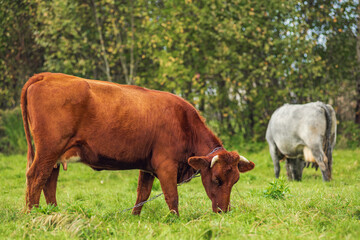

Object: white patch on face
[240,155,250,163]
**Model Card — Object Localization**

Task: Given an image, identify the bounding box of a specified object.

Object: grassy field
[0,148,359,239]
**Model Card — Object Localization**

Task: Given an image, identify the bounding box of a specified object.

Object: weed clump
[263,178,290,200]
[31,204,60,215]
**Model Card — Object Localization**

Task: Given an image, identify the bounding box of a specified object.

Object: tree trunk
[216,77,235,135]
[91,0,112,82]
[355,4,360,124]
[129,1,135,85]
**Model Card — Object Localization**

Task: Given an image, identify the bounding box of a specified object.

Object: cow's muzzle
[212,200,231,213]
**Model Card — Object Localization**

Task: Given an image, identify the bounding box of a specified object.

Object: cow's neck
[177,126,221,183]
[193,125,222,157]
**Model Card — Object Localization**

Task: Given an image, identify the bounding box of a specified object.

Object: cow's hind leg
[132,171,155,215]
[315,149,330,182]
[306,146,330,182]
[43,166,60,206]
[269,142,282,178]
[26,153,59,210]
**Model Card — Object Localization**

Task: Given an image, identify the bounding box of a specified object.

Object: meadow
[0,148,359,239]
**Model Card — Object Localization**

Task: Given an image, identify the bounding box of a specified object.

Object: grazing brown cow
[21,73,255,215]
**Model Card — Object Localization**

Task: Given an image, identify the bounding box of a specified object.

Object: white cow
[266,102,337,181]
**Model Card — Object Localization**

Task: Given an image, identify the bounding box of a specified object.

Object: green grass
[0,148,359,239]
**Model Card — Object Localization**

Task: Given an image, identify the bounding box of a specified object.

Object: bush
[31,204,60,215]
[220,132,267,153]
[336,121,360,149]
[263,178,290,200]
[0,107,27,154]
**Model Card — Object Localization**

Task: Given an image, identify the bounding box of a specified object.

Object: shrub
[31,204,60,215]
[263,178,290,200]
[0,107,27,154]
[336,121,360,149]
[223,133,267,153]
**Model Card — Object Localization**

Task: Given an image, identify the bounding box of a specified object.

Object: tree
[34,0,154,85]
[0,0,43,109]
[355,3,360,124]
[0,0,358,143]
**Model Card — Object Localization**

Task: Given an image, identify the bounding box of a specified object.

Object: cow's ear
[188,156,209,170]
[238,156,255,173]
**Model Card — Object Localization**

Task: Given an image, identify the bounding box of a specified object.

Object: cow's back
[82,78,191,162]
[26,73,195,168]
[266,102,327,156]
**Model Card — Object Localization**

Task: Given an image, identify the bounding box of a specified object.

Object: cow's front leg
[156,162,179,215]
[285,158,305,181]
[43,165,60,206]
[132,171,155,215]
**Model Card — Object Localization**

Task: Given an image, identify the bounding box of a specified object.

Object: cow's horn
[210,155,219,168]
[239,155,250,163]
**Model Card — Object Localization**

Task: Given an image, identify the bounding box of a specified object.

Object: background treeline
[1,0,360,154]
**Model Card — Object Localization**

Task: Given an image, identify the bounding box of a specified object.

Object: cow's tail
[319,102,333,178]
[21,73,47,171]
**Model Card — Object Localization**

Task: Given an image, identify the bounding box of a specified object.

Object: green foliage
[0,0,359,143]
[0,107,27,154]
[31,204,60,215]
[224,133,267,154]
[0,0,43,109]
[65,202,94,218]
[337,121,360,149]
[0,149,359,238]
[263,177,290,200]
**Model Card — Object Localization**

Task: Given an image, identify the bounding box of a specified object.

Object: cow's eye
[213,177,222,186]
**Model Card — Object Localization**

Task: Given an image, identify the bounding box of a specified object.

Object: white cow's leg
[309,146,331,182]
[285,158,294,181]
[286,158,306,181]
[269,142,281,178]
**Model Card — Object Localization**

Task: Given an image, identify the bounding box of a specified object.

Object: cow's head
[188,150,255,213]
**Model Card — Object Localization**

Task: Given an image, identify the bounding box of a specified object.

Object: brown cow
[21,73,255,215]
